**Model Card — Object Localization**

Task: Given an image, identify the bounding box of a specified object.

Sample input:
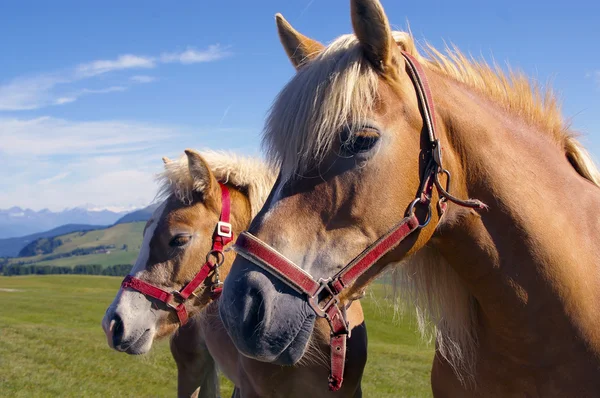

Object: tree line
[14,245,116,265]
[0,263,131,277]
[18,237,64,257]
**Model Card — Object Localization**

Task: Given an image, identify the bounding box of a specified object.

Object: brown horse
[218,0,600,396]
[101,150,367,397]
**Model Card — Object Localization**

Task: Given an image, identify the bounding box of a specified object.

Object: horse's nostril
[112,314,124,347]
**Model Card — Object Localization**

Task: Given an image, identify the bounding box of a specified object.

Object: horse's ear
[351,0,395,72]
[275,13,324,70]
[162,156,172,165]
[184,149,216,195]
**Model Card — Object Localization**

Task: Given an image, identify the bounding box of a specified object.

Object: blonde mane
[263,30,600,385]
[264,30,599,182]
[157,150,277,217]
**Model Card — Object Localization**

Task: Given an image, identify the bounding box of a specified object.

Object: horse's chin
[272,313,315,365]
[233,312,316,366]
[120,328,155,355]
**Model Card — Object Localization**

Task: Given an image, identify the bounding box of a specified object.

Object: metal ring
[407,198,432,228]
[440,168,451,193]
[206,250,225,267]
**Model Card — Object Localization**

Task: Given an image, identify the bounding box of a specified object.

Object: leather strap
[329,334,347,391]
[121,275,172,303]
[403,51,486,211]
[332,214,420,293]
[236,233,320,297]
[402,51,438,144]
[121,183,234,326]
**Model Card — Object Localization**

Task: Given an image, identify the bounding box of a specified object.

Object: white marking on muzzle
[102,201,168,347]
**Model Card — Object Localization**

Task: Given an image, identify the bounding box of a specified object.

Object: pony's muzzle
[110,314,126,350]
[102,313,127,351]
[102,308,129,351]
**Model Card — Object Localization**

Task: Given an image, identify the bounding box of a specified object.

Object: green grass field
[0,276,433,397]
[31,250,138,268]
[8,222,145,268]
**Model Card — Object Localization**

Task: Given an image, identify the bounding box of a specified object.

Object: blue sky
[1,0,598,211]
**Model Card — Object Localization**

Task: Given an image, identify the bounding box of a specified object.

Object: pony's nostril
[112,314,125,347]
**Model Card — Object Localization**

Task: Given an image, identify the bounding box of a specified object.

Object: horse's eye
[169,234,191,248]
[340,128,380,156]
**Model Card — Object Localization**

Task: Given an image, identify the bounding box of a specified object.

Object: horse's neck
[433,76,600,365]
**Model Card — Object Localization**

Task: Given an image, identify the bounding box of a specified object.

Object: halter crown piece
[121,182,234,325]
[234,52,486,392]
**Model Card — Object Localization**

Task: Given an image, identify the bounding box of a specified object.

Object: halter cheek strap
[233,51,486,392]
[121,182,234,326]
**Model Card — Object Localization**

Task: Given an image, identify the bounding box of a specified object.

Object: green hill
[0,224,104,257]
[7,222,144,268]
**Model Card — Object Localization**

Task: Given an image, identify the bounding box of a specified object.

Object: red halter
[233,52,486,391]
[121,182,234,326]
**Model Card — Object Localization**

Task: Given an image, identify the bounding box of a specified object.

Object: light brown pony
[218,1,600,396]
[101,150,367,398]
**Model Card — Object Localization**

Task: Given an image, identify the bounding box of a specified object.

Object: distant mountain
[0,224,103,257]
[114,203,159,225]
[0,206,129,239]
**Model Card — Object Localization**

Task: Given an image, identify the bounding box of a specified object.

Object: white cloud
[0,116,175,156]
[160,45,232,64]
[0,116,256,211]
[0,74,69,111]
[49,86,129,107]
[0,117,178,210]
[130,75,156,84]
[38,172,70,185]
[79,86,128,94]
[75,54,156,78]
[2,168,156,212]
[0,44,231,111]
[54,97,77,105]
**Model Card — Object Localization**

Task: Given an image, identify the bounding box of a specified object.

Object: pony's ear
[162,156,172,165]
[275,13,324,70]
[184,149,216,195]
[351,0,395,72]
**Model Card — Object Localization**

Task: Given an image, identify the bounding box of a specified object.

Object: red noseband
[121,182,234,325]
[233,51,486,391]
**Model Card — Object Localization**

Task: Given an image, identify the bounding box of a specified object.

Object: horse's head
[102,150,256,354]
[220,0,446,365]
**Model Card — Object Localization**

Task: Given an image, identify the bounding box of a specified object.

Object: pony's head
[220,0,444,365]
[102,150,274,354]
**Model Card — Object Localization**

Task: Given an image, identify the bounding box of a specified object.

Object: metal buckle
[308,278,339,318]
[216,221,232,238]
[432,139,443,166]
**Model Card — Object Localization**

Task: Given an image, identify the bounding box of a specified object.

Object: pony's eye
[169,234,191,248]
[340,128,380,156]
